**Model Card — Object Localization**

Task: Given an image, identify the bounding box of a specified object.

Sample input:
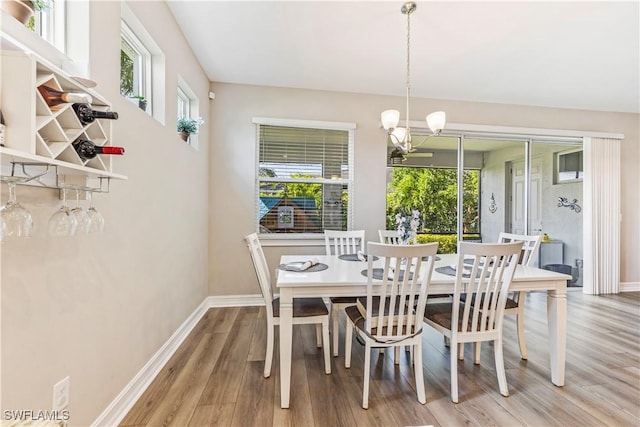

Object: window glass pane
[257,125,351,234]
[29,0,65,52]
[177,87,190,118]
[385,166,480,252]
[120,38,138,97]
[120,22,150,101]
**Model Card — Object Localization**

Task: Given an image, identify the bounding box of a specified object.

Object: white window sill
[258,234,325,247]
[1,12,86,77]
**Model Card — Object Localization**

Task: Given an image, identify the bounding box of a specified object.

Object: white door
[511,157,542,234]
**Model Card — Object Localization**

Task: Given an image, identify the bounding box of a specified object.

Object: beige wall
[1,1,210,424]
[2,2,638,423]
[209,82,639,297]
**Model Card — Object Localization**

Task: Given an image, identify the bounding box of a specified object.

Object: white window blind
[256,122,353,235]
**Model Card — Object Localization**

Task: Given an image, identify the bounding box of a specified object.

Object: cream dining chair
[245,233,331,377]
[378,229,406,358]
[345,241,438,409]
[324,229,365,357]
[378,229,402,245]
[423,241,522,403]
[497,232,542,359]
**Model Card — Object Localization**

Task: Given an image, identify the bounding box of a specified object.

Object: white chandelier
[381,2,445,155]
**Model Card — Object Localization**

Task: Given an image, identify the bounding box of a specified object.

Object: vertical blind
[583,137,621,294]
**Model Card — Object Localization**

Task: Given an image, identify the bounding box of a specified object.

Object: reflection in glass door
[531,141,583,287]
[385,132,583,285]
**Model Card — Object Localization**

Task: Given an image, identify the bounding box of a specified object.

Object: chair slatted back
[364,242,438,343]
[245,233,274,318]
[454,242,522,334]
[498,232,542,266]
[378,229,402,245]
[324,230,365,255]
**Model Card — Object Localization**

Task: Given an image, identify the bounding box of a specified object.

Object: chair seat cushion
[356,296,406,317]
[424,302,470,332]
[505,297,518,310]
[272,297,329,318]
[427,294,453,299]
[459,293,518,310]
[345,305,416,337]
[330,296,358,304]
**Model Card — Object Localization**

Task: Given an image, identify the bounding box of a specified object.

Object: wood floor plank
[229,361,275,427]
[246,306,268,362]
[119,308,234,426]
[299,324,360,427]
[142,332,213,426]
[148,329,229,426]
[122,291,640,427]
[272,326,316,427]
[197,306,259,405]
[188,403,235,427]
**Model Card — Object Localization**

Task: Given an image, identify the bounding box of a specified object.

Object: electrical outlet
[52,376,69,411]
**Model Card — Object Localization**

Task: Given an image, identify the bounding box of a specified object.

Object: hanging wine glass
[70,188,90,234]
[86,191,104,233]
[0,216,7,241]
[48,188,77,237]
[0,181,34,240]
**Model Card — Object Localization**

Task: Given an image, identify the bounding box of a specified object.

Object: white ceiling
[167,1,640,114]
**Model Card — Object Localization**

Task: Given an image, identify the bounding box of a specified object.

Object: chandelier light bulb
[426,111,446,134]
[381,110,400,131]
[391,127,408,146]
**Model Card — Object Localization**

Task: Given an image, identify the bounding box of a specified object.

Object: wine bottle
[72,103,119,125]
[37,85,92,109]
[72,139,125,160]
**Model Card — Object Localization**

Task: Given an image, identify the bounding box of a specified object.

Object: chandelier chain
[383,1,445,164]
[405,4,412,141]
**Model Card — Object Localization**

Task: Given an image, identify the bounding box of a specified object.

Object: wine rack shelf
[0,50,127,184]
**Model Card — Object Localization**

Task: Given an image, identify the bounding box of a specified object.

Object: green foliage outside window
[259,172,348,231]
[120,48,134,97]
[386,167,480,234]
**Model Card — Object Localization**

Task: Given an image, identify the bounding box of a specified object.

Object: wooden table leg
[547,285,567,386]
[279,288,293,408]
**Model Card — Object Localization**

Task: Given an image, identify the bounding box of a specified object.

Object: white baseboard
[620,282,640,292]
[91,294,264,426]
[207,294,265,307]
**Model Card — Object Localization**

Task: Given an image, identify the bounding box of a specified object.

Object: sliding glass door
[385,133,583,286]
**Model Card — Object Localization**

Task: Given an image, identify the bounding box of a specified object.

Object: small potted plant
[131,95,147,111]
[1,0,52,26]
[177,117,204,142]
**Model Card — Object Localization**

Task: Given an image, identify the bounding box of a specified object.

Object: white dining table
[275,253,571,408]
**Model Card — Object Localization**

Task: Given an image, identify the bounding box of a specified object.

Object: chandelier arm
[409,134,435,150]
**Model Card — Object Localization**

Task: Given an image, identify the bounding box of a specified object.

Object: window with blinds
[256,122,353,234]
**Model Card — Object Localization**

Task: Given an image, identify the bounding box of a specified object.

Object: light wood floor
[120,291,640,426]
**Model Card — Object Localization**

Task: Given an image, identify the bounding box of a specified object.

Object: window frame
[33,0,66,53]
[176,76,200,148]
[177,86,191,120]
[253,117,356,239]
[120,21,151,109]
[554,147,584,184]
